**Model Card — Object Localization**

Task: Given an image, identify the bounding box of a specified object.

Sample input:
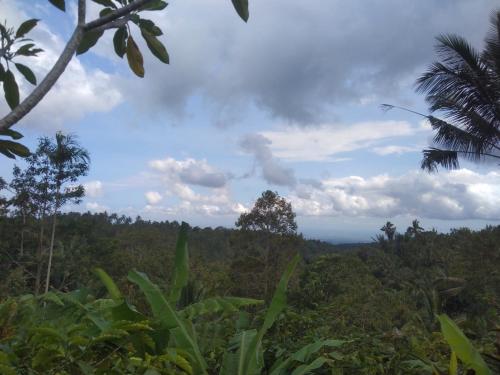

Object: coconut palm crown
[384,10,500,171]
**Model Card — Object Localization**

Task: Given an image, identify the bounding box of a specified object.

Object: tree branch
[84,0,155,31]
[0,0,87,132]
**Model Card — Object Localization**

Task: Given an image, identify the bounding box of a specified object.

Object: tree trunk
[20,211,26,257]
[44,192,60,294]
[34,213,45,295]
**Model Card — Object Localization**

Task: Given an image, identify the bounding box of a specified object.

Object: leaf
[231,0,249,22]
[94,268,123,302]
[126,36,144,77]
[99,8,114,17]
[137,19,163,36]
[449,351,458,375]
[270,340,345,375]
[113,27,128,58]
[220,330,259,375]
[179,297,263,319]
[3,70,20,110]
[15,63,36,85]
[127,270,208,374]
[139,0,168,11]
[15,19,39,39]
[77,30,104,55]
[231,254,300,375]
[48,0,66,11]
[291,357,329,375]
[141,29,169,64]
[91,0,117,8]
[0,128,23,140]
[168,222,189,305]
[437,314,491,375]
[0,63,5,81]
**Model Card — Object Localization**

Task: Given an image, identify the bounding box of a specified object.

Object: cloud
[145,191,163,205]
[146,156,245,215]
[149,157,228,188]
[260,121,420,161]
[372,145,419,155]
[240,134,296,186]
[83,180,103,198]
[287,169,500,220]
[86,201,108,213]
[116,0,497,124]
[0,1,122,130]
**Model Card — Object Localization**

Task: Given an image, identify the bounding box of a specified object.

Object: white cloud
[86,201,108,213]
[149,157,228,188]
[288,169,500,220]
[372,145,419,155]
[146,156,244,216]
[145,191,163,205]
[83,180,103,198]
[261,121,420,161]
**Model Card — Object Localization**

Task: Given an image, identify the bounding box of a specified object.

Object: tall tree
[406,219,424,238]
[381,221,396,241]
[384,10,500,171]
[236,190,297,298]
[43,132,90,293]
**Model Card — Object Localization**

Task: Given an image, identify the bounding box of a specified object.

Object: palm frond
[421,148,459,172]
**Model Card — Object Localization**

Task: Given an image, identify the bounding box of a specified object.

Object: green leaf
[228,254,300,375]
[137,19,163,36]
[141,29,169,64]
[99,8,114,17]
[270,340,345,375]
[77,30,104,55]
[94,268,123,302]
[91,0,117,8]
[15,63,36,85]
[437,314,491,375]
[127,270,208,374]
[3,70,20,110]
[126,36,144,77]
[291,357,329,375]
[139,0,168,11]
[15,19,39,39]
[0,128,23,140]
[179,297,263,319]
[220,330,259,375]
[449,351,458,375]
[48,0,66,11]
[113,27,128,58]
[0,63,5,81]
[168,222,189,305]
[15,43,43,57]
[231,0,249,22]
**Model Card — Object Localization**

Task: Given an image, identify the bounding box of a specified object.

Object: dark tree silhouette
[381,221,396,241]
[383,10,500,171]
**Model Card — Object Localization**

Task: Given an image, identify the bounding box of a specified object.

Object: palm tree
[406,219,424,238]
[44,132,89,293]
[383,10,500,171]
[381,221,396,241]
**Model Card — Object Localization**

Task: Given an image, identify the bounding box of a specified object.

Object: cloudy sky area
[1,0,499,242]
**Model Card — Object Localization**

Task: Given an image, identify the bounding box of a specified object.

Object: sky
[1,0,500,242]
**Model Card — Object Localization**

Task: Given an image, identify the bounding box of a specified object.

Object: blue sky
[1,0,500,242]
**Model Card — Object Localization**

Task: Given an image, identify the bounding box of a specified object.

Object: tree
[406,219,424,238]
[380,221,396,241]
[383,10,500,171]
[0,0,250,158]
[43,132,90,293]
[236,190,297,235]
[235,190,297,298]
